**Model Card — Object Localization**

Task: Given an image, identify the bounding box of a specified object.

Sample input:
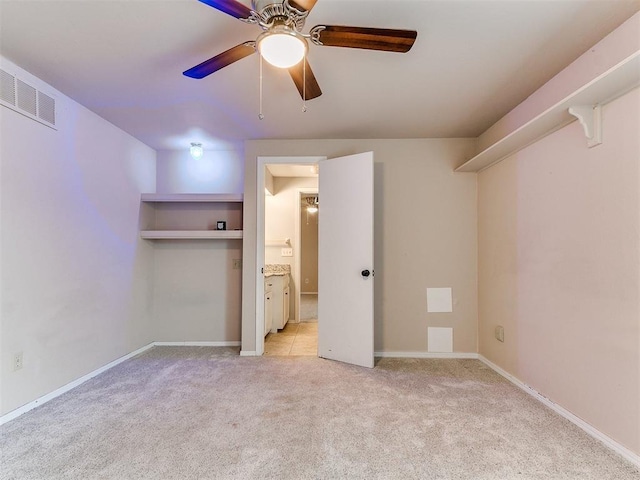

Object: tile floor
[264,321,318,356]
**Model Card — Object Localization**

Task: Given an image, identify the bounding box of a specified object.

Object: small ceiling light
[307,206,318,214]
[190,143,203,159]
[257,26,307,68]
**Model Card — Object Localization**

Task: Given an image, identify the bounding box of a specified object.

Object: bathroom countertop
[264,264,291,277]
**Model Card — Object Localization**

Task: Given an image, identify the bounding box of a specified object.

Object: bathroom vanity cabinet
[264,272,290,334]
[264,279,273,337]
[269,274,290,332]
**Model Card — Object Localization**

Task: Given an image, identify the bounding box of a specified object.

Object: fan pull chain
[302,52,307,113]
[258,55,264,120]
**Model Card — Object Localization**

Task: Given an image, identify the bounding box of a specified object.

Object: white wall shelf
[141,193,243,203]
[456,51,640,173]
[140,193,243,240]
[140,230,243,240]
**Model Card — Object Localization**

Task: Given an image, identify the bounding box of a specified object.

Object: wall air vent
[0,68,57,129]
[16,79,37,116]
[0,69,16,106]
[38,91,55,125]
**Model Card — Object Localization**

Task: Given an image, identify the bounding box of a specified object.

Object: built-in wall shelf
[140,230,243,240]
[456,51,640,173]
[141,193,243,203]
[140,193,243,241]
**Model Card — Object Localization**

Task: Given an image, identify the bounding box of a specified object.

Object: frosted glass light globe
[258,30,307,68]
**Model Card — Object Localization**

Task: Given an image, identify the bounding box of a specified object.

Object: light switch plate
[427,287,453,313]
[281,248,293,257]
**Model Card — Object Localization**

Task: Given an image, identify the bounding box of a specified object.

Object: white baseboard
[0,342,155,426]
[478,355,640,469]
[8,344,636,469]
[375,351,479,359]
[154,341,240,347]
[0,341,243,426]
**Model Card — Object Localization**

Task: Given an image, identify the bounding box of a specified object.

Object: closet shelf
[456,51,640,173]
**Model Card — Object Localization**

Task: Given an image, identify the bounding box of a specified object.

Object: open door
[318,152,374,368]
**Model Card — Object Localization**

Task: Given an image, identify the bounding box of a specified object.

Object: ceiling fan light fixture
[257,27,307,68]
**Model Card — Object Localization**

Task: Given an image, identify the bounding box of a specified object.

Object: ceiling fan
[183,0,417,101]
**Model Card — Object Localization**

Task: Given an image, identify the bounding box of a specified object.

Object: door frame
[296,187,319,321]
[255,156,326,355]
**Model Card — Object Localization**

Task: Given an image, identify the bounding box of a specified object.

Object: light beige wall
[265,176,318,267]
[156,149,244,194]
[0,58,156,414]
[264,168,274,196]
[242,139,478,354]
[478,88,640,455]
[153,241,242,342]
[153,150,245,343]
[300,206,318,293]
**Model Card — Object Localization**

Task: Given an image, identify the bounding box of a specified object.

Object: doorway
[263,184,319,356]
[256,156,324,356]
[255,152,375,367]
[299,190,319,321]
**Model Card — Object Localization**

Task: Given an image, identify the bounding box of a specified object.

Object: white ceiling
[1,0,639,151]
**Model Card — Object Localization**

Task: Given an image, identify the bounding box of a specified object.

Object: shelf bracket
[568,105,602,148]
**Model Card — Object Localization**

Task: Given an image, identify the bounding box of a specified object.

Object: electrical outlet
[495,326,504,342]
[305,278,309,284]
[232,259,242,269]
[13,352,23,371]
[281,248,293,257]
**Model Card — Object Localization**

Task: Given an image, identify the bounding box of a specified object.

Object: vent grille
[0,68,57,129]
[38,91,55,124]
[17,79,37,115]
[0,69,16,105]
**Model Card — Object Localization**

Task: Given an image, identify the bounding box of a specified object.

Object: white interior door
[318,152,374,368]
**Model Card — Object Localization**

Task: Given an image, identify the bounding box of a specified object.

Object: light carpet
[1,347,638,479]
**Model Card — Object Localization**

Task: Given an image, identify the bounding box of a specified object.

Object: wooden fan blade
[313,25,417,53]
[183,42,256,79]
[288,0,318,13]
[288,58,322,100]
[197,0,252,19]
